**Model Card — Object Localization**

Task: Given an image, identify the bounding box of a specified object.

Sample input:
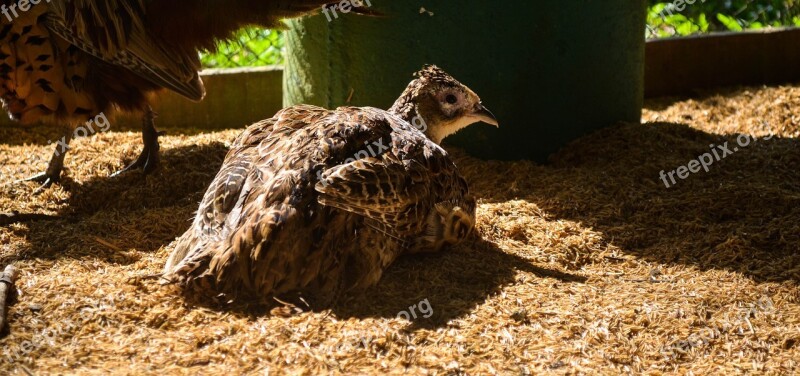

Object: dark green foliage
[647,0,800,38]
[200,28,284,68]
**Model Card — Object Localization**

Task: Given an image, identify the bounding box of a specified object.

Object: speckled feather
[164,103,475,303]
[0,0,357,126]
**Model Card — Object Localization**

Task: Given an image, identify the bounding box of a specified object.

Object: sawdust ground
[0,83,798,375]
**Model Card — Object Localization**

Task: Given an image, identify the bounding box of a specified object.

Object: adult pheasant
[0,0,358,189]
[163,65,499,305]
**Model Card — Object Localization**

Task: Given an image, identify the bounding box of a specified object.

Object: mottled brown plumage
[0,0,355,189]
[163,66,499,305]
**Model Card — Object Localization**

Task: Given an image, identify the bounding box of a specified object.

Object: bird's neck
[389,85,443,142]
[389,101,441,142]
[388,91,417,124]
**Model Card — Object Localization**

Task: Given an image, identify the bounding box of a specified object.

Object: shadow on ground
[171,235,586,330]
[329,237,585,329]
[1,141,228,264]
[1,120,798,325]
[1,129,586,328]
[457,121,800,284]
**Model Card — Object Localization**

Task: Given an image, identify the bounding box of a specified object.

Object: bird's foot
[16,172,61,195]
[111,130,165,177]
[270,294,312,317]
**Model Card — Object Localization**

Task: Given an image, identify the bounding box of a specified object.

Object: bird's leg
[18,127,73,193]
[112,106,164,176]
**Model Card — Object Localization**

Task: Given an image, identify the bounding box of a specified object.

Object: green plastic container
[284,1,646,161]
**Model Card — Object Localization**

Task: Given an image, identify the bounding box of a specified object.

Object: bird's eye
[445,94,458,104]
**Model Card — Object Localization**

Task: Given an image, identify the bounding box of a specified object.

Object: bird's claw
[111,129,162,177]
[16,173,60,195]
[110,146,160,177]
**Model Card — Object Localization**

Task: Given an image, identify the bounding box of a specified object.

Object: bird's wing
[162,147,257,273]
[44,0,205,101]
[166,107,444,297]
[315,115,458,238]
[162,108,327,274]
[195,106,327,230]
[197,114,303,233]
[163,118,280,273]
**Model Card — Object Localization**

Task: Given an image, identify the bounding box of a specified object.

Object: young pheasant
[163,65,499,304]
[0,0,358,190]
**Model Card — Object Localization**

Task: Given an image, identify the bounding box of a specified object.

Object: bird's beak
[469,103,499,127]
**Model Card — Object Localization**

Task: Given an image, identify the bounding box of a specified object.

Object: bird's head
[389,65,499,144]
